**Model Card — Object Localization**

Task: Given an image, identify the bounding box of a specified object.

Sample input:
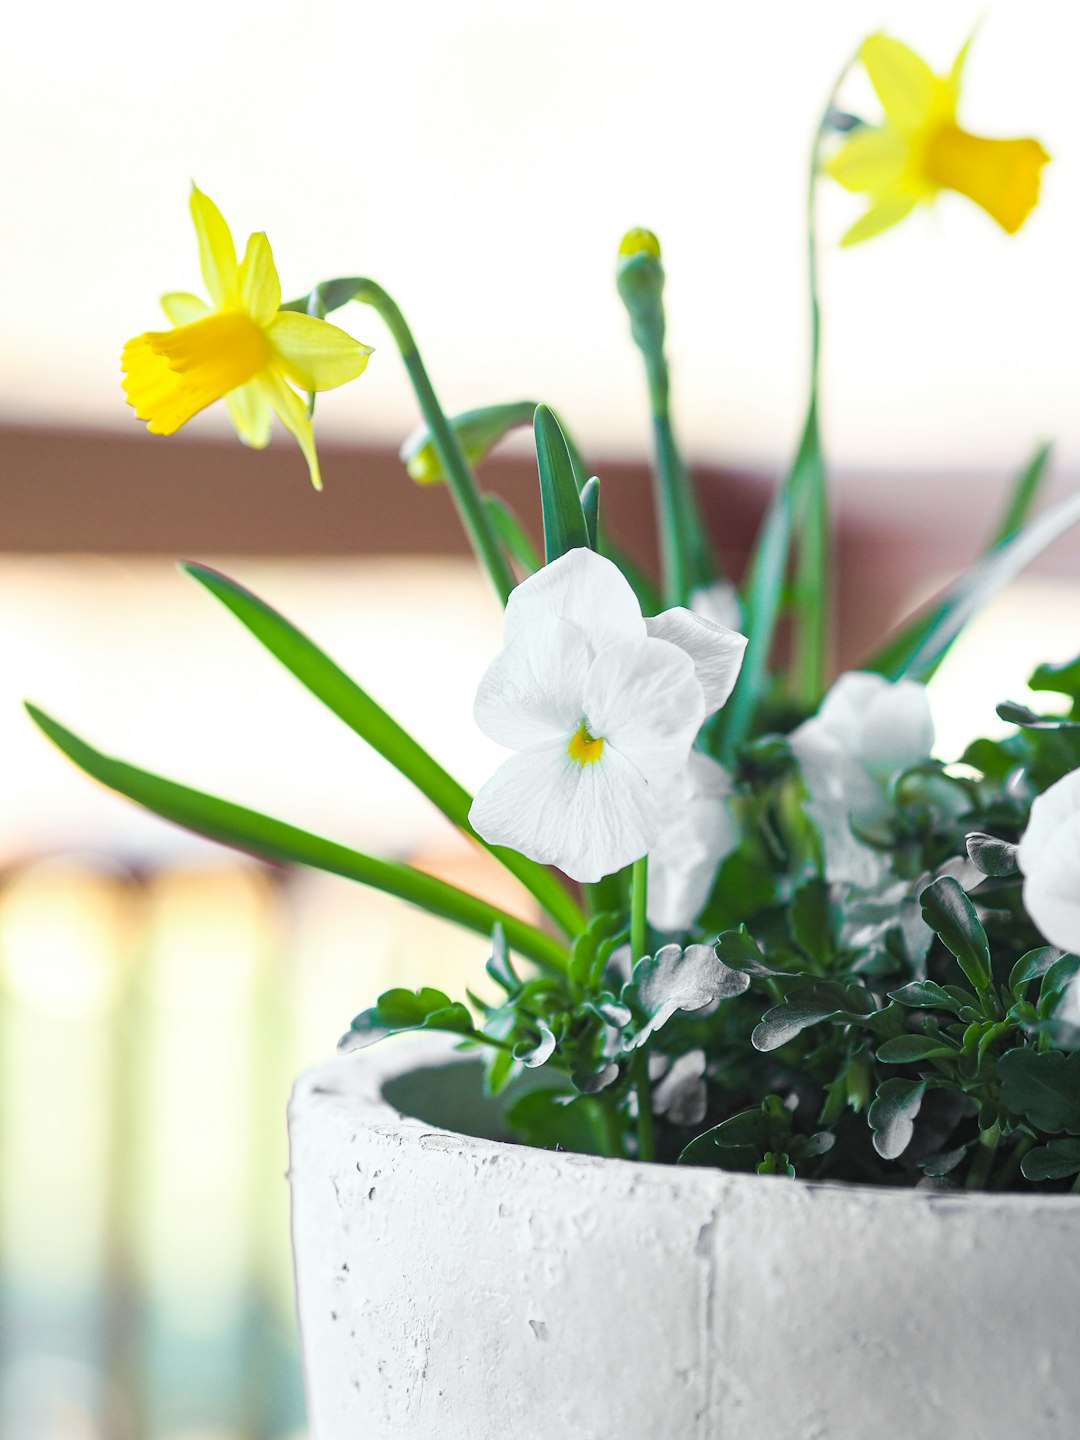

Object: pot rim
[291,1034,1079,1214]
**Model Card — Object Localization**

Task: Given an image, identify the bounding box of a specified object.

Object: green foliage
[534,404,590,562]
[342,988,477,1050]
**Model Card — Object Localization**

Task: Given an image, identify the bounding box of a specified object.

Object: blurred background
[2,0,1078,1434]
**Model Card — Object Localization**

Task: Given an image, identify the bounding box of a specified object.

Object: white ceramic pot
[288,1041,1080,1440]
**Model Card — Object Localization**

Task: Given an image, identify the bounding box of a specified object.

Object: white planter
[289,1041,1080,1440]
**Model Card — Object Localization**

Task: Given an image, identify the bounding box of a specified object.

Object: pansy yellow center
[121,310,272,436]
[567,721,605,766]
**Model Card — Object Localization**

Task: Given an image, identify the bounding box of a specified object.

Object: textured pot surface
[289,1043,1080,1440]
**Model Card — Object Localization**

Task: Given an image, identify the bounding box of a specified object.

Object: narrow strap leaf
[864,479,1080,684]
[989,440,1052,548]
[24,704,570,974]
[534,404,590,562]
[579,477,601,551]
[483,495,542,576]
[180,563,584,937]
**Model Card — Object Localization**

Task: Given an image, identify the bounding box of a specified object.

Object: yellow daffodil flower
[826,34,1049,246]
[122,186,373,488]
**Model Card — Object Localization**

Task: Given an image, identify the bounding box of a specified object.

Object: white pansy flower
[789,671,934,889]
[648,751,738,931]
[1017,765,1080,953]
[690,580,743,635]
[468,548,746,883]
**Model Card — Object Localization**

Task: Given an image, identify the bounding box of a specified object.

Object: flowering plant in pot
[27,29,1080,1439]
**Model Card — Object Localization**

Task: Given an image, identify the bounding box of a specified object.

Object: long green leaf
[990,440,1052,548]
[180,563,584,937]
[718,406,819,756]
[865,481,1080,684]
[534,404,589,562]
[25,705,569,973]
[483,495,542,576]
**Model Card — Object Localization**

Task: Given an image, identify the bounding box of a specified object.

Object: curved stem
[302,279,517,605]
[629,855,656,1161]
[643,345,717,609]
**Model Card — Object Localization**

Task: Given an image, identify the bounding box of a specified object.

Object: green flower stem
[642,347,717,609]
[965,1120,1001,1191]
[291,279,516,605]
[629,854,656,1162]
[788,112,830,706]
[1072,1170,1080,1195]
[994,1133,1035,1189]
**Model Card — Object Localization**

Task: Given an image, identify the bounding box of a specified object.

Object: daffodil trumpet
[122,186,373,491]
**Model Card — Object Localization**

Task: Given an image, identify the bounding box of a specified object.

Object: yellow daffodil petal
[860,34,941,132]
[121,311,272,435]
[224,378,274,450]
[839,194,918,248]
[825,127,909,193]
[258,370,323,490]
[160,292,211,326]
[922,128,1050,234]
[189,184,239,308]
[948,33,975,93]
[265,311,374,393]
[238,231,282,328]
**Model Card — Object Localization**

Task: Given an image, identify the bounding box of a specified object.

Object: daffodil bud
[399,400,536,485]
[616,227,666,356]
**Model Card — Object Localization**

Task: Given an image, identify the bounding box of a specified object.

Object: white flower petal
[474,617,588,751]
[585,637,704,785]
[1017,767,1080,876]
[690,581,743,633]
[860,679,935,781]
[645,607,747,715]
[1018,768,1080,952]
[789,726,889,889]
[503,547,645,656]
[468,742,660,883]
[648,752,738,931]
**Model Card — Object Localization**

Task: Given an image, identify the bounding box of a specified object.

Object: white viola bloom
[690,580,743,635]
[647,751,738,931]
[468,548,746,883]
[789,671,934,889]
[1017,765,1080,954]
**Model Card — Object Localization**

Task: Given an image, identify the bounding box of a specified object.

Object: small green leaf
[999,1048,1080,1134]
[1010,947,1064,992]
[624,943,749,1049]
[876,1035,956,1064]
[887,980,968,1014]
[534,404,589,562]
[964,832,1020,877]
[505,1089,608,1154]
[513,1018,557,1068]
[1040,954,1080,1006]
[341,987,476,1051]
[920,876,992,993]
[996,701,1080,732]
[752,981,875,1053]
[713,925,776,975]
[757,1152,796,1178]
[1021,1138,1080,1182]
[1030,652,1080,706]
[868,1078,927,1160]
[486,923,521,994]
[790,879,833,969]
[400,400,537,484]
